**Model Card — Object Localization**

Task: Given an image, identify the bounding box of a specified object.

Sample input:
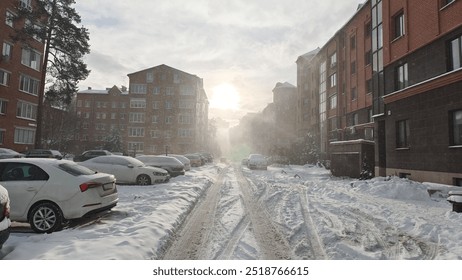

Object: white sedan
[79,155,170,185]
[0,158,118,233]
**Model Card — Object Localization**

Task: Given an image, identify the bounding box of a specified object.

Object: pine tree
[12,0,90,148]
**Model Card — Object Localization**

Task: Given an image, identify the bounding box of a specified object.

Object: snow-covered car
[24,149,63,159]
[184,154,203,167]
[247,154,268,170]
[0,184,11,249]
[168,154,191,171]
[136,155,185,177]
[73,150,112,162]
[0,158,118,233]
[0,148,24,159]
[79,155,169,185]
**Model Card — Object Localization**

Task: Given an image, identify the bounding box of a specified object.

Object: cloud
[74,0,364,118]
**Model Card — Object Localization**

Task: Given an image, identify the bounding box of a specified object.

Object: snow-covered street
[1,162,462,260]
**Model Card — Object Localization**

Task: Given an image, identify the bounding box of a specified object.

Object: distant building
[0,0,43,151]
[74,65,209,155]
[272,82,297,149]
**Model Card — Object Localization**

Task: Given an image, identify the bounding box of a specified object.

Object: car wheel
[136,174,151,185]
[29,202,63,233]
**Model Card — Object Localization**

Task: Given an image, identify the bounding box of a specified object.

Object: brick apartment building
[376,0,462,185]
[0,0,43,152]
[74,64,209,156]
[296,2,374,177]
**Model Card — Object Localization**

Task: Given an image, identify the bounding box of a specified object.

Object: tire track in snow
[161,167,227,260]
[235,165,292,260]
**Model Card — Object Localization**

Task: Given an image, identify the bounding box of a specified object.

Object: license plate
[103,182,114,191]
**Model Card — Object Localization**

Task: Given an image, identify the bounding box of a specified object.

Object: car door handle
[26,187,37,192]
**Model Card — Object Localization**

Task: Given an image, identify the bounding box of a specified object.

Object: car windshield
[58,162,96,176]
[123,157,145,167]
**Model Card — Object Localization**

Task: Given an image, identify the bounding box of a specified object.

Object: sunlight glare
[210,83,240,111]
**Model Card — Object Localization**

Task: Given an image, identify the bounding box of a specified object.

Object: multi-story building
[74,64,209,156]
[1,0,43,151]
[296,48,319,140]
[296,2,374,176]
[272,82,297,149]
[377,0,462,185]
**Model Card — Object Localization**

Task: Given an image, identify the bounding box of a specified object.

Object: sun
[210,83,240,111]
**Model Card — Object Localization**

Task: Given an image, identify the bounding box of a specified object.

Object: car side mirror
[127,164,134,168]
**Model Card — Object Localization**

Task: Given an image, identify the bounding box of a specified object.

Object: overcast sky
[74,0,364,121]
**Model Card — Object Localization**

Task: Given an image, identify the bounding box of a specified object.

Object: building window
[16,101,37,120]
[329,52,337,67]
[2,42,13,59]
[165,87,174,95]
[178,129,193,138]
[130,98,146,108]
[21,48,41,71]
[128,127,144,137]
[395,63,409,90]
[449,35,462,71]
[329,73,337,88]
[365,50,372,65]
[450,110,462,146]
[165,116,173,124]
[14,127,35,144]
[179,114,192,124]
[153,87,161,95]
[85,100,91,108]
[365,21,372,38]
[396,119,410,148]
[0,99,7,114]
[152,115,158,123]
[329,94,337,110]
[0,129,4,144]
[5,11,14,27]
[0,69,10,86]
[19,74,40,95]
[165,101,173,109]
[129,112,145,123]
[146,71,154,83]
[130,84,147,94]
[351,87,357,100]
[393,11,405,40]
[350,35,356,49]
[351,113,359,126]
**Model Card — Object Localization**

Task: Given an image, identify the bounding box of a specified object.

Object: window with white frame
[128,127,144,137]
[166,87,174,95]
[329,94,337,110]
[0,99,7,115]
[14,127,34,144]
[179,100,194,109]
[19,74,40,95]
[393,11,405,39]
[395,62,409,90]
[165,116,173,124]
[396,119,410,148]
[449,35,462,71]
[152,115,158,123]
[153,101,160,109]
[153,87,161,95]
[128,142,144,152]
[165,101,173,109]
[21,47,41,71]
[0,69,10,86]
[150,130,160,138]
[180,85,195,96]
[5,11,14,27]
[2,42,13,58]
[129,112,145,123]
[16,100,37,120]
[329,73,337,88]
[329,52,337,67]
[146,71,154,83]
[173,73,180,83]
[130,98,146,108]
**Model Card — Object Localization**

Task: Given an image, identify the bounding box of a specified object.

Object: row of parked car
[0,148,214,250]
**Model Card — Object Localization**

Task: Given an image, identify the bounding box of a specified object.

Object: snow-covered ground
[1,162,462,261]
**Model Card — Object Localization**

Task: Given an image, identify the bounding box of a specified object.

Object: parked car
[136,155,185,177]
[0,158,118,233]
[0,148,24,159]
[168,154,191,171]
[247,154,268,170]
[184,154,203,167]
[199,152,214,163]
[24,149,63,159]
[0,184,11,248]
[79,155,170,185]
[73,150,113,162]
